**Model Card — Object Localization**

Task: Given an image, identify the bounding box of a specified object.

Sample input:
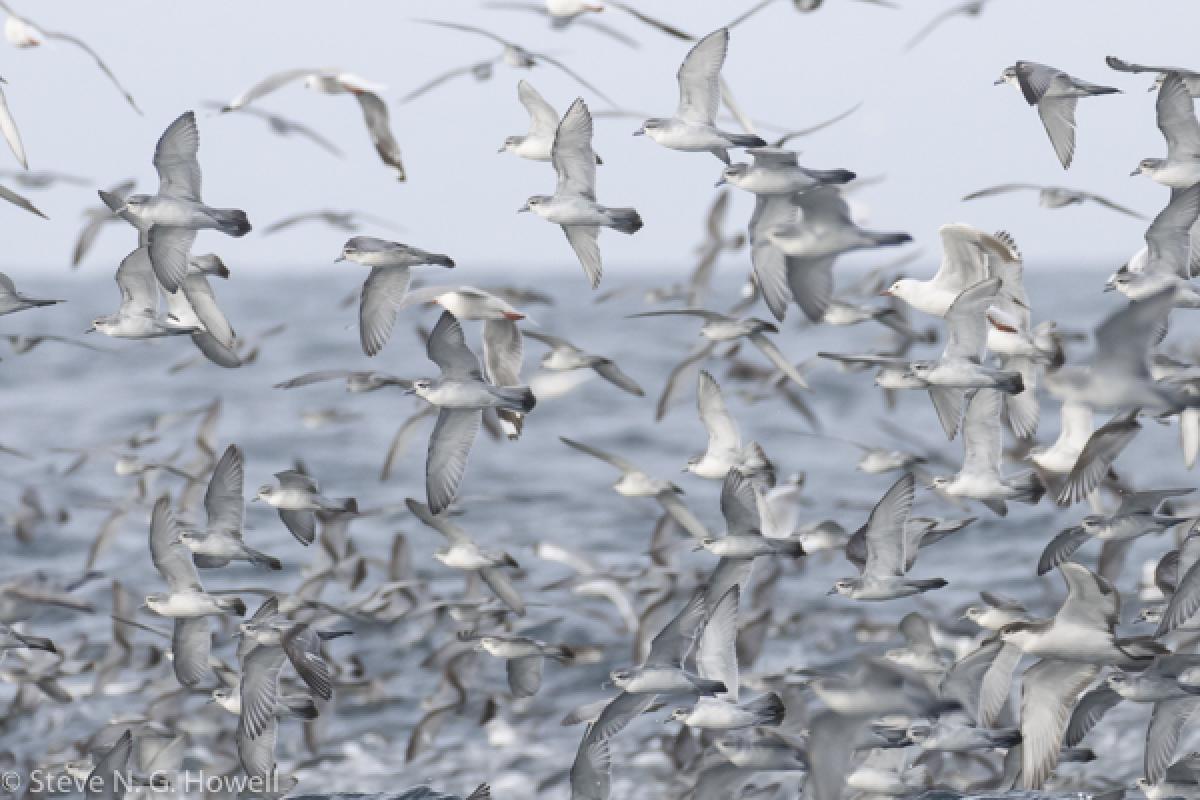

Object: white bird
[221,69,406,180]
[0,76,25,169]
[996,61,1120,170]
[962,183,1143,219]
[884,224,1018,318]
[1132,74,1200,190]
[1107,55,1200,96]
[717,147,855,196]
[1108,184,1200,309]
[635,29,766,163]
[521,98,643,288]
[523,329,643,395]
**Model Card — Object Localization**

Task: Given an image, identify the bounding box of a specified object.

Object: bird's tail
[245,547,283,571]
[911,578,949,592]
[808,168,857,185]
[692,677,727,696]
[1116,636,1169,661]
[284,695,319,720]
[218,596,247,616]
[493,386,537,413]
[317,629,354,642]
[426,252,456,268]
[13,632,57,653]
[728,133,768,148]
[1083,84,1121,96]
[870,231,913,247]
[1008,471,1045,505]
[213,208,252,237]
[998,371,1025,395]
[546,645,574,663]
[746,692,786,727]
[31,299,62,308]
[989,728,1023,748]
[771,538,806,558]
[608,208,643,235]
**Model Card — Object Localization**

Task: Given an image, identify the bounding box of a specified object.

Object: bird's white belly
[424,382,495,409]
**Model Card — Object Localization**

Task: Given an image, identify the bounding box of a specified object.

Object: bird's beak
[84,326,95,334]
[517,204,530,213]
[497,145,507,154]
[115,203,130,214]
[1103,283,1115,292]
[1129,168,1141,176]
[633,128,645,136]
[880,289,893,297]
[993,78,1005,86]
[1148,85,1157,93]
[825,588,837,596]
[714,177,726,187]
[250,496,260,502]
[691,544,705,552]
[334,255,345,262]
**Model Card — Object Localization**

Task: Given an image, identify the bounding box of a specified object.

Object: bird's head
[1080,515,1105,534]
[410,378,433,397]
[961,606,984,623]
[995,66,1018,87]
[253,485,276,502]
[635,119,666,136]
[906,361,933,380]
[829,578,856,597]
[928,476,951,491]
[609,669,632,687]
[335,239,362,263]
[143,593,168,611]
[519,195,550,214]
[716,163,749,187]
[118,194,151,215]
[498,136,522,154]
[881,278,915,301]
[1131,158,1163,177]
[667,708,690,723]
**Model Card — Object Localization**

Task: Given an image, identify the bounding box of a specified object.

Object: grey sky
[0,1,1195,281]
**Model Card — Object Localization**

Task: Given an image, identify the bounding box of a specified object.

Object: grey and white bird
[523,329,643,395]
[0,2,141,113]
[995,61,1120,169]
[905,1,994,51]
[0,271,59,316]
[1041,488,1190,575]
[117,112,250,293]
[560,436,710,539]
[221,69,406,179]
[627,308,808,387]
[635,29,765,163]
[72,180,135,267]
[405,497,525,616]
[89,247,198,339]
[930,389,1043,515]
[459,631,573,698]
[667,589,786,731]
[521,97,643,289]
[1111,182,1200,312]
[610,591,725,696]
[682,370,772,481]
[0,77,25,169]
[766,186,912,322]
[1043,288,1180,411]
[962,183,1144,218]
[1132,73,1200,190]
[1108,55,1200,96]
[179,445,281,571]
[336,236,456,357]
[717,146,855,195]
[202,101,343,157]
[906,278,1024,396]
[410,312,535,514]
[264,209,397,236]
[405,19,617,106]
[501,80,602,164]
[999,562,1164,667]
[831,473,948,601]
[145,495,245,687]
[1017,657,1104,789]
[254,470,356,545]
[696,468,804,560]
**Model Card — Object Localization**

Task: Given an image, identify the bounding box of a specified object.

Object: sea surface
[0,266,1195,799]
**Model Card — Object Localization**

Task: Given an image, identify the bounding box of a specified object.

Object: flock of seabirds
[9,1,1200,799]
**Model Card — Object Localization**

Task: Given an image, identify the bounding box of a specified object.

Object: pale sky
[0,0,1197,281]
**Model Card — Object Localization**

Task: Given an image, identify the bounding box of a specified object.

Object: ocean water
[0,266,1194,798]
